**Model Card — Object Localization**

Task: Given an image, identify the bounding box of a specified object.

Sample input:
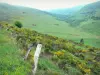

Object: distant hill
[47,5,84,15]
[48,1,100,35]
[76,1,100,35]
[67,1,100,26]
[69,1,100,35]
[0,3,48,22]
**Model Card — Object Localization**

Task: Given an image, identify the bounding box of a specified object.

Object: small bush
[51,55,59,61]
[67,66,83,75]
[14,21,23,28]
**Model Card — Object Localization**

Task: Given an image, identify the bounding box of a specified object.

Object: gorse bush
[54,51,65,57]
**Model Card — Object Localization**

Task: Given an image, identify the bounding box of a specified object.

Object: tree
[14,21,23,28]
[80,38,84,44]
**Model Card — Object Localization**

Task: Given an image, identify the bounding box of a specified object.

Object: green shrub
[14,21,23,28]
[51,55,59,61]
[67,66,82,75]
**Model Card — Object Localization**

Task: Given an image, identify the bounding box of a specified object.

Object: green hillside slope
[0,30,31,75]
[48,1,100,36]
[66,1,100,35]
[46,1,100,48]
[0,3,99,48]
[0,24,100,75]
[77,1,100,35]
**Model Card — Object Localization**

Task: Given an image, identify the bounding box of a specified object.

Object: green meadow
[18,15,100,48]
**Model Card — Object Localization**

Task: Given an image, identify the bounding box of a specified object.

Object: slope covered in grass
[64,1,100,35]
[0,25,68,75]
[45,1,100,48]
[48,1,100,35]
[0,2,99,48]
[0,30,31,75]
[1,24,100,75]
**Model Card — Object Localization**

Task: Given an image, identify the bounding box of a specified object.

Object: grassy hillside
[65,1,100,35]
[0,24,100,75]
[48,1,100,36]
[77,1,100,35]
[0,29,32,75]
[46,1,100,48]
[0,3,100,48]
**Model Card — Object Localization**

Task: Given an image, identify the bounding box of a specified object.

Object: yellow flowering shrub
[77,64,91,74]
[83,69,91,74]
[54,51,65,57]
[81,50,88,53]
[78,64,83,69]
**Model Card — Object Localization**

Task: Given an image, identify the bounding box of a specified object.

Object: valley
[0,2,100,48]
[0,1,100,75]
